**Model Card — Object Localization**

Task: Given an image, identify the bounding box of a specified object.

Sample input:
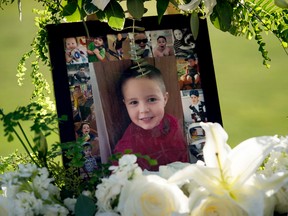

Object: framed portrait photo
[46,14,222,175]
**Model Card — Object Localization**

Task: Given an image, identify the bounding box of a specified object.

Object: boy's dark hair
[117,64,166,99]
[189,89,199,97]
[65,37,78,46]
[157,35,167,41]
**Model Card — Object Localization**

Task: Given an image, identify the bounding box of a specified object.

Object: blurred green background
[0,2,287,156]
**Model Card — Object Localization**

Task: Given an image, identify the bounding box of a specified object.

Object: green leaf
[157,0,170,24]
[127,0,145,19]
[75,194,97,216]
[105,0,125,30]
[83,1,99,15]
[190,12,199,40]
[7,134,13,142]
[62,0,83,21]
[62,1,78,16]
[96,10,107,22]
[210,1,233,32]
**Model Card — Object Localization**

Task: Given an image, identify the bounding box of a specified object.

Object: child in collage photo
[64,36,102,179]
[181,89,207,162]
[170,27,207,162]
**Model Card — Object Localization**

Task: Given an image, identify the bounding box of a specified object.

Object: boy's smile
[122,77,168,130]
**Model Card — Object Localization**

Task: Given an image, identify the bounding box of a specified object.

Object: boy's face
[135,33,148,49]
[187,58,197,66]
[94,37,104,46]
[174,30,183,40]
[82,124,90,134]
[157,38,167,48]
[122,78,168,130]
[83,146,92,157]
[66,38,77,50]
[117,33,122,40]
[190,95,199,104]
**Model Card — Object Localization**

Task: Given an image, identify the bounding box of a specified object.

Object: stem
[17,122,35,154]
[0,109,41,167]
[13,123,41,167]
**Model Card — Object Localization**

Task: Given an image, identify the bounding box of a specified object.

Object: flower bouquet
[1,122,288,215]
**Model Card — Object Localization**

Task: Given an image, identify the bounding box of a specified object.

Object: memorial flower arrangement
[1,111,288,215]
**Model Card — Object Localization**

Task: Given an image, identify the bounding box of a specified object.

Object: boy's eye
[128,100,138,105]
[148,98,157,103]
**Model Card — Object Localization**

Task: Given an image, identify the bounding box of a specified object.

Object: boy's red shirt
[113,113,189,171]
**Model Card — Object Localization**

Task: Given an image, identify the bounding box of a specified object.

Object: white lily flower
[169,122,288,216]
[91,0,110,11]
[178,0,217,16]
[178,0,201,11]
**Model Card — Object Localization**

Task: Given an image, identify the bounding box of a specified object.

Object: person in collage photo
[64,36,101,179]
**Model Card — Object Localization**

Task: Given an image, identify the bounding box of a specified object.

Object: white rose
[190,195,247,216]
[117,175,189,216]
[63,197,77,213]
[41,204,69,216]
[96,175,127,212]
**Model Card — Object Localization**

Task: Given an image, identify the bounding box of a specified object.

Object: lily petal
[178,0,202,11]
[168,164,223,195]
[229,183,265,216]
[200,122,231,168]
[203,0,217,16]
[227,136,279,187]
[254,172,288,196]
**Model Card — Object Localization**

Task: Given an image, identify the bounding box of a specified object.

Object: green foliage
[127,0,145,20]
[157,0,170,23]
[75,194,97,216]
[0,150,32,174]
[16,2,62,109]
[2,0,287,108]
[210,0,288,68]
[0,0,15,9]
[0,102,60,168]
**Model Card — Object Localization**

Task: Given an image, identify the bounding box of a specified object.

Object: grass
[208,23,288,146]
[0,2,287,156]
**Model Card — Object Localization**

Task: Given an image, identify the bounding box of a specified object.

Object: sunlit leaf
[105,0,125,30]
[62,0,83,21]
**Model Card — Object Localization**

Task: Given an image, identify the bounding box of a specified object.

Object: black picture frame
[47,14,222,170]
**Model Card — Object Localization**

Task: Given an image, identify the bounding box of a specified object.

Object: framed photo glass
[47,14,222,176]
